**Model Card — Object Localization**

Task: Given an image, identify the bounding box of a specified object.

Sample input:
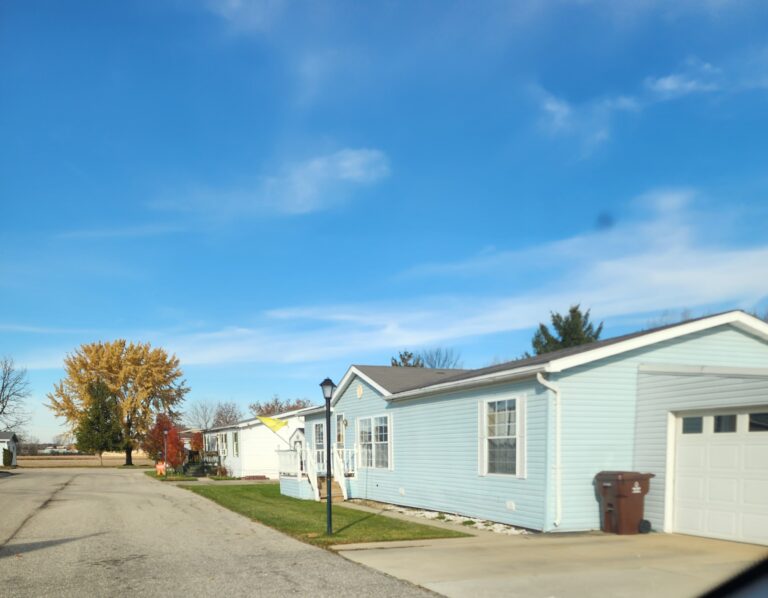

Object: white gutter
[537,372,562,528]
[386,365,546,402]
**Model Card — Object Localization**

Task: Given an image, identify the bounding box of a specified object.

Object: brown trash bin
[595,471,655,535]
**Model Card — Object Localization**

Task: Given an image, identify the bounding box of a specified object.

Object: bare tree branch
[212,401,243,428]
[0,357,31,431]
[419,347,463,369]
[184,400,216,429]
[248,395,314,417]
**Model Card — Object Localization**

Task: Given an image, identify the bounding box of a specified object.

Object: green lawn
[144,470,197,482]
[182,483,469,548]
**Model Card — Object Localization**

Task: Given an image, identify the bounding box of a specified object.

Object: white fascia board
[386,365,545,402]
[639,363,768,378]
[331,365,392,406]
[546,311,768,374]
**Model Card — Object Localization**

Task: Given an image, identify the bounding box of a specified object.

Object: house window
[233,431,239,457]
[336,413,345,448]
[485,399,517,475]
[358,415,390,469]
[314,422,325,469]
[218,433,228,456]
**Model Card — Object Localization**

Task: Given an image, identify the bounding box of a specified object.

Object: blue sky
[2,1,767,441]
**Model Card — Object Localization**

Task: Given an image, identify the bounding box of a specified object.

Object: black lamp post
[163,429,169,479]
[320,377,336,536]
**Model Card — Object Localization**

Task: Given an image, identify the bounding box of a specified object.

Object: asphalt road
[0,469,432,597]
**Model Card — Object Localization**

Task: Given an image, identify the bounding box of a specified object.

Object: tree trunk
[99,452,103,467]
[124,446,133,466]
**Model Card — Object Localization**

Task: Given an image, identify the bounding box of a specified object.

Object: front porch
[277,447,356,502]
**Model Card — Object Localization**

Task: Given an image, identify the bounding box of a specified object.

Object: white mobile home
[0,432,19,466]
[204,407,313,479]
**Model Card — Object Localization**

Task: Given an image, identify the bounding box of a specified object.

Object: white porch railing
[276,447,356,501]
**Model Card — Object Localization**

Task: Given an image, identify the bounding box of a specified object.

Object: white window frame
[233,431,239,457]
[478,396,526,479]
[336,413,345,449]
[357,414,393,470]
[313,422,325,470]
[218,432,228,457]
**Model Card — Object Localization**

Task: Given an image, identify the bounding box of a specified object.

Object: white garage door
[674,408,768,545]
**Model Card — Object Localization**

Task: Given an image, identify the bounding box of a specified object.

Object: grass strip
[144,470,197,482]
[182,482,469,548]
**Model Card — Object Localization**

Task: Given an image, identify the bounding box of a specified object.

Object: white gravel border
[352,500,531,536]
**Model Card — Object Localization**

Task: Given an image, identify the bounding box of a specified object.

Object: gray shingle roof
[352,365,470,394]
[355,310,752,395]
[0,432,18,441]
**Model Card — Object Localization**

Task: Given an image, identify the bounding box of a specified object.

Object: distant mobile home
[204,407,313,479]
[0,432,19,466]
[279,311,768,546]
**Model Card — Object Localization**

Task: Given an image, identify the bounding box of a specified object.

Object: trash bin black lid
[595,471,655,481]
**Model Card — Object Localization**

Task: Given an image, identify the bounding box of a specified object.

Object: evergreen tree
[531,305,603,356]
[74,381,123,466]
[390,350,424,367]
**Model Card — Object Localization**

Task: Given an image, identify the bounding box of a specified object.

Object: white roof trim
[383,311,768,402]
[331,365,392,406]
[545,311,768,373]
[639,363,768,378]
[204,405,316,433]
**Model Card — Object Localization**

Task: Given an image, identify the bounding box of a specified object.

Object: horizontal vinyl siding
[636,372,768,530]
[556,325,768,532]
[317,376,550,530]
[279,476,314,500]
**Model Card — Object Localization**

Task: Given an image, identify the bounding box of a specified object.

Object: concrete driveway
[0,468,431,597]
[335,527,768,597]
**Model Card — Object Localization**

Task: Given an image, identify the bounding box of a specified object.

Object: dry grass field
[17,452,153,468]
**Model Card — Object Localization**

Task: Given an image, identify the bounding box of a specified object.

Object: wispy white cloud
[204,0,286,33]
[645,58,722,99]
[535,48,768,152]
[535,87,640,154]
[152,148,390,219]
[146,188,767,366]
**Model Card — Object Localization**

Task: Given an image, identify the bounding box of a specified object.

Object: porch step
[317,477,345,502]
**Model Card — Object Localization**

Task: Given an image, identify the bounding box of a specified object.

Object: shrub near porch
[184,483,469,548]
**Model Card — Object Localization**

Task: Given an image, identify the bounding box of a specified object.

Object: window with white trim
[314,422,325,469]
[336,413,345,448]
[233,431,239,457]
[481,397,525,477]
[358,415,390,469]
[218,433,228,456]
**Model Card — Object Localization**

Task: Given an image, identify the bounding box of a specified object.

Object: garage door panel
[742,513,768,543]
[705,510,737,537]
[676,476,704,501]
[707,445,739,469]
[744,444,768,470]
[707,479,737,503]
[675,508,703,533]
[677,445,705,468]
[742,479,768,505]
[674,407,768,545]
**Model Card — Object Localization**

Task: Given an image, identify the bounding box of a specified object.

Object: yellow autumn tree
[47,340,189,465]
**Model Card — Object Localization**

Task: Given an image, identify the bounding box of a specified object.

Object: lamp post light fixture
[163,429,169,479]
[319,377,336,536]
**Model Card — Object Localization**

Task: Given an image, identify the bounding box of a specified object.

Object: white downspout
[537,372,562,528]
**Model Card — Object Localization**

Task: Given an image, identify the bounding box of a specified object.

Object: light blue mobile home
[279,311,768,545]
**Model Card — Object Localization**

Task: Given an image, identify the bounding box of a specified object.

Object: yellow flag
[257,416,288,433]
